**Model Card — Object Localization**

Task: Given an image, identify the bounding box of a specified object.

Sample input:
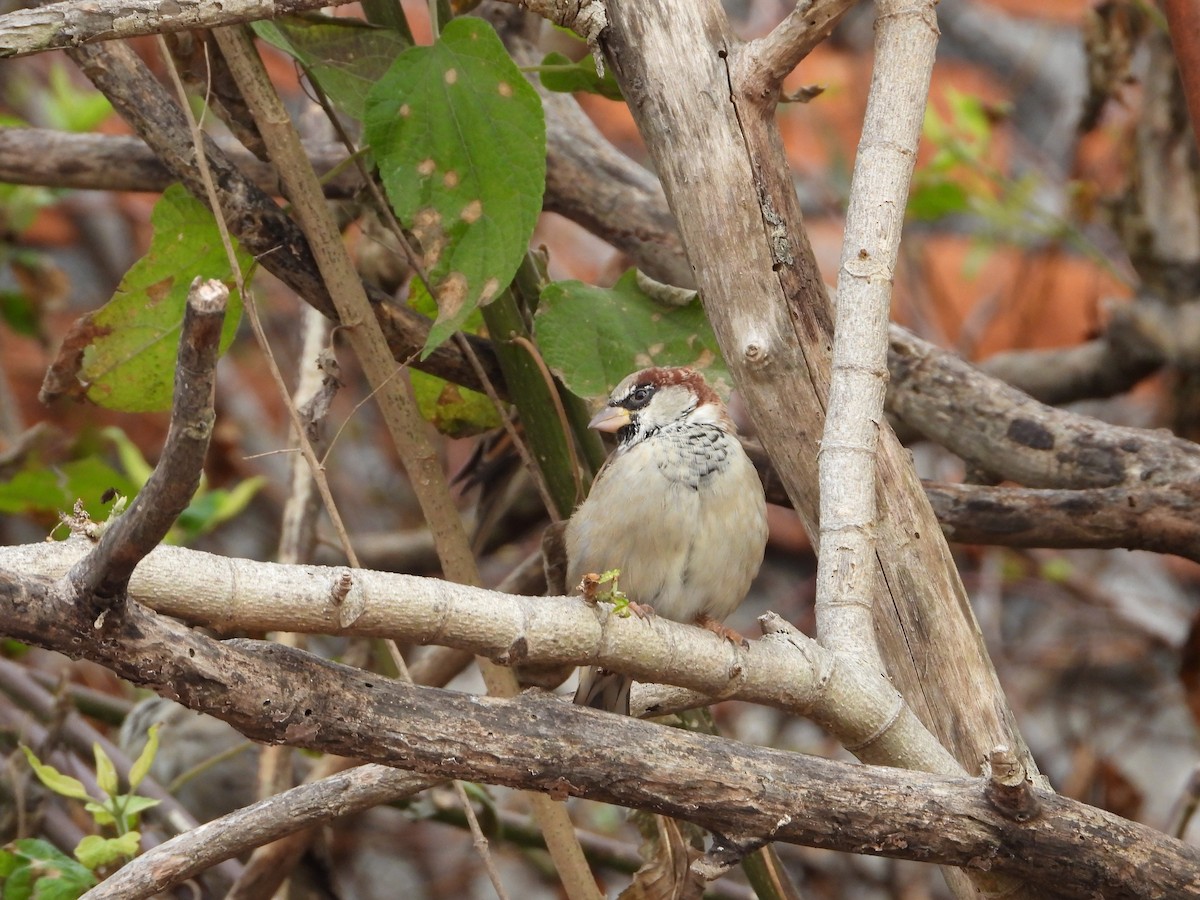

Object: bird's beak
[588,406,630,433]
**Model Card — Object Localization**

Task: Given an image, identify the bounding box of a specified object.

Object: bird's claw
[696,613,749,649]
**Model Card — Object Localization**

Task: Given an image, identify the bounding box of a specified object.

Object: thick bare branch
[888,324,1200,488]
[814,0,936,664]
[0,127,361,198]
[924,480,1200,562]
[0,537,951,772]
[600,0,1032,788]
[1,572,1196,900]
[0,0,359,59]
[975,302,1164,407]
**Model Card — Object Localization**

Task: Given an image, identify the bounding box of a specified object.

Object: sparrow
[567,366,769,714]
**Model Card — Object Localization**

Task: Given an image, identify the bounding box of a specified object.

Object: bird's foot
[696,614,749,648]
[626,601,656,619]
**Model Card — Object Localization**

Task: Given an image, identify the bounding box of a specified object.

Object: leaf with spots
[535,270,729,400]
[410,370,501,438]
[364,17,545,358]
[79,185,249,412]
[253,16,410,121]
[407,280,500,437]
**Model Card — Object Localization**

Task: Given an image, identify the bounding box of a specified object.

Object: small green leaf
[0,456,135,519]
[0,839,97,899]
[535,270,729,399]
[411,370,501,438]
[406,281,499,436]
[113,795,159,830]
[365,17,545,356]
[127,722,159,792]
[82,803,116,827]
[253,16,410,121]
[962,240,994,280]
[73,833,139,870]
[80,184,248,412]
[92,745,117,799]
[20,748,92,802]
[947,89,1001,144]
[537,52,623,101]
[101,427,153,488]
[172,475,266,541]
[907,180,970,221]
[1039,557,1074,583]
[45,64,112,133]
[0,289,40,337]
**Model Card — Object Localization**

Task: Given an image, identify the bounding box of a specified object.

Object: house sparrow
[567,366,769,714]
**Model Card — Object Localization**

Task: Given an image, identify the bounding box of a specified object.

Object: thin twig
[157,34,363,570]
[64,277,226,604]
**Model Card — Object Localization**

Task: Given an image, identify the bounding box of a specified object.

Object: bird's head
[588,367,729,447]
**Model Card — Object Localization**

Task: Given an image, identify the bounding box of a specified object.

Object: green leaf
[73,833,139,870]
[81,803,115,828]
[172,476,266,541]
[405,281,500,436]
[0,839,96,899]
[0,184,56,241]
[253,16,410,121]
[92,745,117,799]
[537,52,623,101]
[535,270,729,399]
[947,88,998,145]
[128,718,161,789]
[20,748,92,803]
[1039,556,1074,583]
[962,239,994,280]
[0,289,40,337]
[101,427,153,488]
[79,184,248,412]
[113,795,159,830]
[45,64,112,133]
[0,456,135,519]
[364,17,545,356]
[411,370,501,438]
[907,179,970,221]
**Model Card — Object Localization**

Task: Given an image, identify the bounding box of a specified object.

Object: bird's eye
[626,385,654,408]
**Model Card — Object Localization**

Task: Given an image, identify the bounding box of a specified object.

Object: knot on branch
[692,830,768,884]
[983,746,1041,822]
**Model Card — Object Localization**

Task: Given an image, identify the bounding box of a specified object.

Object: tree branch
[1,572,1195,900]
[0,127,362,198]
[0,538,952,772]
[741,0,859,95]
[65,278,225,603]
[0,0,360,59]
[923,480,1200,562]
[813,0,935,667]
[86,763,433,900]
[888,324,1200,488]
[600,0,1033,789]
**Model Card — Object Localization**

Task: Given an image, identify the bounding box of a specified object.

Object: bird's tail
[573,667,632,715]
